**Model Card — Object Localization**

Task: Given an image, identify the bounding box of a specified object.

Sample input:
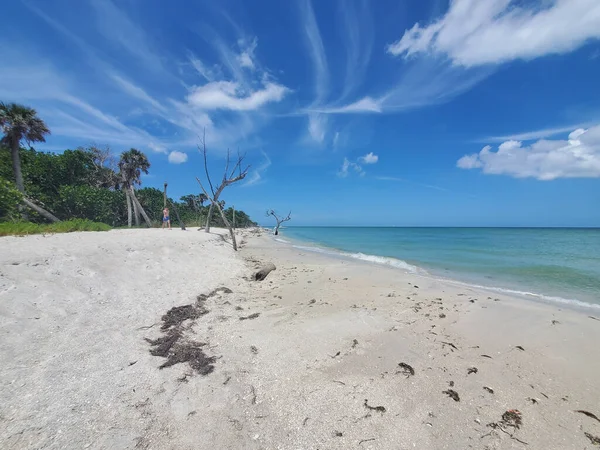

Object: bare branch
[196,134,249,244]
[199,129,215,197]
[267,210,292,235]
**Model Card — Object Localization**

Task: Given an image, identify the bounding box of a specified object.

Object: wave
[273,236,600,311]
[435,278,600,311]
[281,241,421,274]
[344,252,421,273]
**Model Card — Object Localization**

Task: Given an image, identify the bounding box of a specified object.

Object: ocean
[277,227,600,310]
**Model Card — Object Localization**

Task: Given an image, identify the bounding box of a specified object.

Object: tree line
[0,102,257,228]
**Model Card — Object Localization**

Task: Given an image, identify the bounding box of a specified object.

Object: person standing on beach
[162,207,171,230]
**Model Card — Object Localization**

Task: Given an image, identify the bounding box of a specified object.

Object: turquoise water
[279,227,600,309]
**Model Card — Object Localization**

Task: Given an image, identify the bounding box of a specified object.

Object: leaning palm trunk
[131,187,140,226]
[22,197,60,222]
[129,187,153,227]
[10,140,59,222]
[125,188,133,227]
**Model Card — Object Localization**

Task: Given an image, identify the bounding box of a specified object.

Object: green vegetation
[0,219,111,236]
[0,102,258,231]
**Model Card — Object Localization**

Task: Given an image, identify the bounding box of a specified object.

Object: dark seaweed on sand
[501,410,522,429]
[443,389,460,402]
[161,305,204,330]
[145,287,232,376]
[397,362,415,377]
[364,399,386,413]
[585,432,600,445]
[146,330,215,375]
[575,410,600,423]
[239,312,260,320]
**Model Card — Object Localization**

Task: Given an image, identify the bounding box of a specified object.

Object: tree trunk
[131,188,140,227]
[128,186,141,226]
[204,202,214,232]
[22,197,60,223]
[274,222,281,235]
[213,200,237,251]
[10,139,25,193]
[130,187,153,227]
[125,189,133,227]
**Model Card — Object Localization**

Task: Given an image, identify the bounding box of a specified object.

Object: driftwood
[254,263,276,281]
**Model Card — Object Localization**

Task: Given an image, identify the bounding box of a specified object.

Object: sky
[1,0,600,227]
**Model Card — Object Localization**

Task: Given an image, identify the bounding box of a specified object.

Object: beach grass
[0,219,111,236]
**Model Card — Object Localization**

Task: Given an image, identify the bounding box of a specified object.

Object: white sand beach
[1,228,600,449]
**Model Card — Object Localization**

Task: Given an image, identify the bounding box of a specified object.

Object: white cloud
[338,157,364,178]
[387,0,600,67]
[358,152,378,164]
[339,152,377,177]
[457,125,600,180]
[187,80,288,111]
[237,37,258,70]
[168,151,188,164]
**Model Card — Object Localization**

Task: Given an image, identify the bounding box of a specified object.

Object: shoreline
[1,228,599,449]
[272,229,600,313]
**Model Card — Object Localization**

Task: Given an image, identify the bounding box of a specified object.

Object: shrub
[0,219,111,236]
[0,178,23,221]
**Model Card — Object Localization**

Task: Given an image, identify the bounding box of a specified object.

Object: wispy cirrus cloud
[458,125,600,180]
[244,151,272,187]
[338,157,364,178]
[299,0,329,104]
[338,0,373,100]
[481,122,596,143]
[375,176,449,192]
[89,0,165,73]
[6,1,289,159]
[314,0,600,117]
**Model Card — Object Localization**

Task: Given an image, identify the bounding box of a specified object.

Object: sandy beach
[1,228,600,449]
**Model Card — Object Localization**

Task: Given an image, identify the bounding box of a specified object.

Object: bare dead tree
[267,210,291,235]
[196,132,249,251]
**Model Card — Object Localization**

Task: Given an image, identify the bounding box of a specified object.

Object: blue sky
[2,0,600,226]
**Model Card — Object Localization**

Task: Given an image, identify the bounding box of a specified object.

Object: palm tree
[118,148,152,227]
[0,102,59,222]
